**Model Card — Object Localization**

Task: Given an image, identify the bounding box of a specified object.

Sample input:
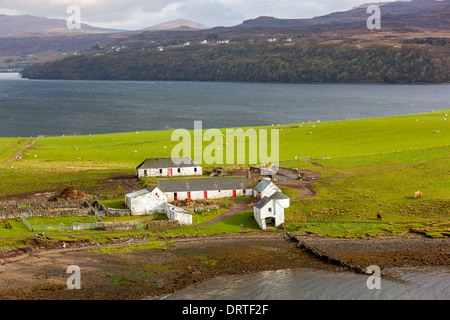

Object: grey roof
[254,196,272,209]
[269,191,289,200]
[254,191,289,209]
[157,177,251,193]
[126,189,150,198]
[254,179,271,193]
[136,157,201,169]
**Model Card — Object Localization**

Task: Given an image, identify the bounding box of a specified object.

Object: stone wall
[0,199,95,219]
[181,204,220,212]
[104,208,132,217]
[147,219,180,229]
[96,219,179,231]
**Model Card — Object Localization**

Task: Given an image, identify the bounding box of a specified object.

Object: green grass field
[0,110,448,240]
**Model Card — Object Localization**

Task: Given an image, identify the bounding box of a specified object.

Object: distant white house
[136,157,202,178]
[253,179,289,230]
[157,177,252,202]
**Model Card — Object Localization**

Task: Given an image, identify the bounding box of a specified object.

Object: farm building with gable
[136,157,202,178]
[157,177,253,202]
[253,179,290,230]
[252,179,282,198]
[125,186,167,215]
[124,186,193,225]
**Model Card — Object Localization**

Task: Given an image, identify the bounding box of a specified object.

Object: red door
[168,169,173,177]
[174,193,177,201]
[203,191,207,199]
[187,192,191,199]
[233,190,237,197]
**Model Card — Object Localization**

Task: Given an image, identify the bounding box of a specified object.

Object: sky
[0,0,394,30]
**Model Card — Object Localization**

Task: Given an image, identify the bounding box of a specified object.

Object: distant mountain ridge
[6,0,450,75]
[143,19,210,31]
[239,0,450,29]
[0,14,122,36]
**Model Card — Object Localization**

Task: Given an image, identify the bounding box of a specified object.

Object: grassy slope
[0,110,448,239]
[0,138,32,163]
[16,110,448,167]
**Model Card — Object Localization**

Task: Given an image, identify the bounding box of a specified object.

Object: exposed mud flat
[0,232,448,300]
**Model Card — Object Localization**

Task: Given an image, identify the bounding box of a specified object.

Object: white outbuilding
[125,187,193,225]
[253,191,289,230]
[252,179,282,198]
[125,187,167,215]
[252,179,290,230]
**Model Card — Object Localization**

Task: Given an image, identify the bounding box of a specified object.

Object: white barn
[136,157,202,178]
[125,187,193,225]
[125,187,167,215]
[157,177,253,202]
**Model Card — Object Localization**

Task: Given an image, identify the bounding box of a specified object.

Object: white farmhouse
[125,187,167,215]
[157,177,253,202]
[253,191,289,230]
[136,157,202,178]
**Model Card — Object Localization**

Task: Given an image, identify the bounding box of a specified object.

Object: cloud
[0,0,391,30]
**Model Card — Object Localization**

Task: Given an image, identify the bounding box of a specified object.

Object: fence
[19,209,155,233]
[20,211,99,233]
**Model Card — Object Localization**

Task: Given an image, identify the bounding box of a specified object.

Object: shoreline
[0,232,448,300]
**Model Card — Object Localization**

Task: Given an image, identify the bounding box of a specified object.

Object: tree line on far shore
[21,41,450,83]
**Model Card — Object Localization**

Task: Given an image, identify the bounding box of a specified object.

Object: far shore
[0,231,448,300]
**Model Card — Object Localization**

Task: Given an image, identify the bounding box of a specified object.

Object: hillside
[0,14,122,36]
[17,0,450,82]
[21,38,450,83]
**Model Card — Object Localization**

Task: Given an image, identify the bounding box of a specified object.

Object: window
[194,167,197,172]
[159,169,163,173]
[268,207,272,212]
[177,168,181,173]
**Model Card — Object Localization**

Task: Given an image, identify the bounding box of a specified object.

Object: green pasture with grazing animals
[0,110,448,241]
[5,110,449,169]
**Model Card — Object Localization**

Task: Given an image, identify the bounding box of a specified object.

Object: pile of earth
[56,187,88,200]
[173,198,216,207]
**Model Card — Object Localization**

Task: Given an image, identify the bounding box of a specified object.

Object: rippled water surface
[150,267,450,300]
[1,73,449,137]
